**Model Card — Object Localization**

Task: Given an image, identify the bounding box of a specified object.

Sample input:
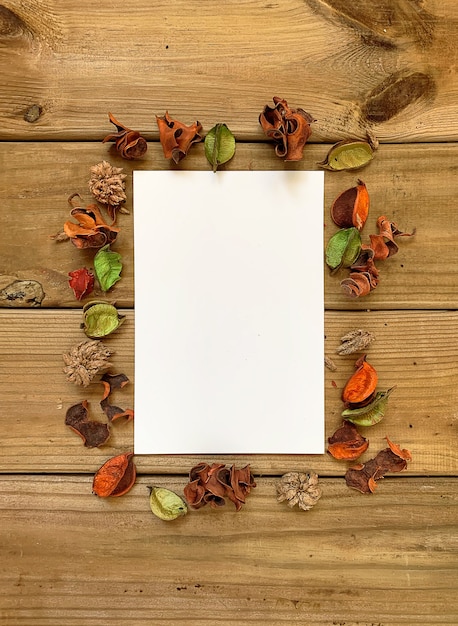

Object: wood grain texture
[0,474,457,625]
[1,141,457,310]
[0,309,456,475]
[0,0,457,142]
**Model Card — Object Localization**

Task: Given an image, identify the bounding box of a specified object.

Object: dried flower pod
[65,400,111,448]
[325,227,362,271]
[184,462,256,511]
[342,354,378,407]
[318,140,374,171]
[345,437,411,493]
[156,111,203,163]
[331,180,369,231]
[327,420,369,460]
[81,301,125,338]
[342,387,395,426]
[336,329,375,355]
[204,123,236,171]
[89,161,127,220]
[148,487,188,521]
[63,339,113,386]
[102,112,147,160]
[259,96,314,161]
[93,452,136,497]
[276,471,322,511]
[63,194,119,249]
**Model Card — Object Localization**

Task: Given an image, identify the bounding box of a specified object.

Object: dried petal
[327,421,369,461]
[65,400,110,448]
[156,111,202,163]
[325,227,362,271]
[385,436,412,461]
[92,452,136,497]
[204,123,236,172]
[318,140,374,171]
[103,113,147,160]
[94,245,122,292]
[342,354,378,407]
[331,180,369,231]
[276,471,322,511]
[342,387,395,426]
[259,96,314,161]
[68,268,95,301]
[336,329,375,355]
[148,487,188,521]
[82,301,125,338]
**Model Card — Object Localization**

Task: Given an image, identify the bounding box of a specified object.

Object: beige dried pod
[276,471,322,511]
[63,340,113,386]
[89,160,128,217]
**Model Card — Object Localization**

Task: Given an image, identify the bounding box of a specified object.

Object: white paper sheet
[133,170,324,454]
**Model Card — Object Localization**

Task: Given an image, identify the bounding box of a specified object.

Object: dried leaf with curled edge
[65,400,110,448]
[92,452,136,497]
[318,140,374,171]
[184,462,256,511]
[276,471,322,511]
[331,180,369,231]
[148,487,188,521]
[81,301,125,338]
[325,227,362,271]
[102,112,147,160]
[342,354,378,408]
[259,96,314,161]
[342,387,395,426]
[368,216,416,261]
[204,123,236,172]
[156,111,203,163]
[100,372,134,422]
[327,421,369,461]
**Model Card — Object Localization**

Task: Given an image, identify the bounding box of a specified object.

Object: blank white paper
[133,170,324,454]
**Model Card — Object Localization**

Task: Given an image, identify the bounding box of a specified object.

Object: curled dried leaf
[336,329,375,355]
[93,452,136,497]
[100,372,134,422]
[342,354,378,407]
[368,216,416,261]
[327,420,369,461]
[276,471,322,511]
[148,487,188,521]
[259,96,314,161]
[63,195,119,250]
[102,113,147,160]
[184,463,256,511]
[65,400,110,448]
[156,111,203,163]
[318,140,374,171]
[345,439,411,493]
[331,180,369,231]
[81,301,125,338]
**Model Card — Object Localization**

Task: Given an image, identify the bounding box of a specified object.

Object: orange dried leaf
[327,421,369,461]
[331,180,369,231]
[92,452,136,497]
[259,96,314,161]
[156,111,203,163]
[342,354,378,406]
[385,436,412,461]
[103,112,147,160]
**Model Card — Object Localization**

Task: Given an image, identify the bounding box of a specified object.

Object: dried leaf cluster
[259,96,314,161]
[184,463,256,511]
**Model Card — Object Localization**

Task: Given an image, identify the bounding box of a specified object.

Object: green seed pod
[325,227,361,271]
[148,486,188,521]
[341,387,396,426]
[81,301,125,338]
[318,140,374,171]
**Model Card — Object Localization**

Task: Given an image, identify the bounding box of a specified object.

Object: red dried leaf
[68,267,95,301]
[327,420,369,461]
[103,112,147,160]
[93,452,136,497]
[259,97,314,161]
[156,111,203,163]
[65,400,110,448]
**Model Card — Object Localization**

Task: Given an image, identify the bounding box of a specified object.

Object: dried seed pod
[276,471,322,511]
[92,452,136,497]
[63,339,113,386]
[327,421,369,461]
[342,354,378,407]
[81,301,125,338]
[325,227,362,271]
[156,111,203,163]
[331,180,369,231]
[341,387,395,426]
[148,487,188,521]
[336,329,375,355]
[318,140,374,171]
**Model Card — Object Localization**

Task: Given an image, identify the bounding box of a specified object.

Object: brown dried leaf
[156,111,203,163]
[259,96,314,161]
[184,462,256,511]
[327,420,369,461]
[336,329,375,355]
[65,400,110,448]
[345,440,411,493]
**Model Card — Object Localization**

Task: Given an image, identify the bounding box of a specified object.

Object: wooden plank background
[0,0,457,624]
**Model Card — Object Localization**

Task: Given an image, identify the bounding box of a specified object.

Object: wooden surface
[1,1,457,624]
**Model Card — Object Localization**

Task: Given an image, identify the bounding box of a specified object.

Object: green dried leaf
[82,301,125,338]
[94,244,122,292]
[342,387,396,426]
[148,486,188,521]
[204,123,236,172]
[325,227,361,271]
[318,140,374,171]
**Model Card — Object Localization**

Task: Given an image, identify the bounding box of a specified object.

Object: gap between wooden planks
[0,309,456,476]
[0,474,457,625]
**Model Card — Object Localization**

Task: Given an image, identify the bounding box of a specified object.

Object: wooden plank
[0,1,457,142]
[0,309,456,475]
[0,474,456,625]
[1,141,457,310]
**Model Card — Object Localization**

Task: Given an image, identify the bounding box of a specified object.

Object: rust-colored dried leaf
[259,96,314,161]
[327,420,369,461]
[63,197,119,250]
[100,372,133,421]
[156,111,203,163]
[342,354,378,407]
[65,400,110,448]
[103,112,147,160]
[385,436,412,461]
[331,180,369,231]
[184,462,256,511]
[100,397,134,422]
[92,452,136,497]
[68,267,94,301]
[345,442,411,494]
[369,216,416,261]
